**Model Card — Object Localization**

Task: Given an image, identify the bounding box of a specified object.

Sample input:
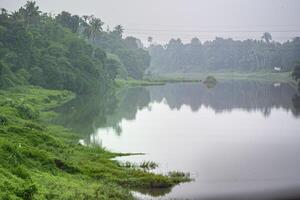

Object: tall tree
[292,61,300,81]
[89,17,104,41]
[261,32,272,44]
[19,1,41,26]
[113,25,124,37]
[148,36,153,44]
[56,11,79,33]
[191,37,201,46]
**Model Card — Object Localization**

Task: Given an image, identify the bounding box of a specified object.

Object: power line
[125,29,300,33]
[123,22,300,28]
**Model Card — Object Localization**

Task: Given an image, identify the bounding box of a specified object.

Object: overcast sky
[1,0,300,44]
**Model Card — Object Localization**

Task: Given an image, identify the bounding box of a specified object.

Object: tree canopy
[0,1,151,93]
[148,34,300,74]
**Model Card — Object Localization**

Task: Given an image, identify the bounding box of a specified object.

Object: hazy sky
[1,0,300,44]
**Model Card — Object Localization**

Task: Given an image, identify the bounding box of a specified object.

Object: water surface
[56,80,300,199]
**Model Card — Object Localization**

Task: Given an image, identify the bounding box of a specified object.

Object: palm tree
[261,32,272,44]
[89,17,104,41]
[1,8,7,15]
[20,1,41,26]
[114,25,124,37]
[82,15,89,23]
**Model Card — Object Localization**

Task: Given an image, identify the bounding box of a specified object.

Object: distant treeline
[148,34,300,74]
[0,1,150,94]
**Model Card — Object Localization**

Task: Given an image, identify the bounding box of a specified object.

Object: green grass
[115,78,165,87]
[143,76,201,83]
[0,86,190,200]
[116,76,201,88]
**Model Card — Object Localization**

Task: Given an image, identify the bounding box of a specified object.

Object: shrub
[203,75,217,88]
[11,166,31,180]
[15,104,39,120]
[17,184,38,200]
[0,115,8,125]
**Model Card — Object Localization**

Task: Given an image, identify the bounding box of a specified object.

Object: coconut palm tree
[113,25,124,37]
[89,17,104,41]
[19,1,41,26]
[261,32,272,44]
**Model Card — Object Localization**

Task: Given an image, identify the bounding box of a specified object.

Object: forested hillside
[55,11,150,80]
[0,2,150,94]
[148,34,300,74]
[90,28,150,79]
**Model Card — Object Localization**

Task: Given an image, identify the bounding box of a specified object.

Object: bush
[0,115,8,125]
[203,75,217,88]
[11,166,31,180]
[15,104,39,120]
[292,62,300,81]
[17,184,38,200]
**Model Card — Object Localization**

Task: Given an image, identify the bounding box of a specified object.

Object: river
[56,80,300,199]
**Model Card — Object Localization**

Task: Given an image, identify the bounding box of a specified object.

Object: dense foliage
[292,61,300,91]
[54,12,151,79]
[0,2,117,94]
[148,35,300,74]
[89,27,150,79]
[0,2,150,94]
[292,62,300,81]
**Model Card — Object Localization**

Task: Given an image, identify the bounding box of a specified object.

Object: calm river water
[57,80,300,199]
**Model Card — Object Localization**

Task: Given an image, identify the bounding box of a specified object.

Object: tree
[19,1,41,26]
[56,11,79,33]
[82,16,103,41]
[113,25,124,37]
[261,32,272,44]
[1,8,7,16]
[292,62,300,81]
[191,37,201,46]
[148,36,153,44]
[88,17,104,41]
[82,15,89,23]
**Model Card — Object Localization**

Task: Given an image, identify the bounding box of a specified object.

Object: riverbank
[115,78,166,87]
[146,72,293,83]
[0,86,190,199]
[116,77,201,88]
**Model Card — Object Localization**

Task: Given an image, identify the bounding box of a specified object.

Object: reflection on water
[53,88,118,136]
[149,80,298,116]
[55,80,300,199]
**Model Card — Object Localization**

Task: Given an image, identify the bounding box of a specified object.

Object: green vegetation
[139,161,159,171]
[115,78,165,87]
[0,1,191,199]
[90,32,150,80]
[116,76,201,87]
[77,15,150,79]
[0,1,151,94]
[292,62,300,82]
[147,71,292,82]
[148,34,300,74]
[118,161,159,171]
[0,2,118,94]
[0,86,190,199]
[292,61,300,90]
[203,76,217,88]
[144,76,201,83]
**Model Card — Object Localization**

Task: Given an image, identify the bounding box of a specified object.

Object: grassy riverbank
[146,72,293,83]
[115,78,166,87]
[0,86,190,200]
[116,77,201,88]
